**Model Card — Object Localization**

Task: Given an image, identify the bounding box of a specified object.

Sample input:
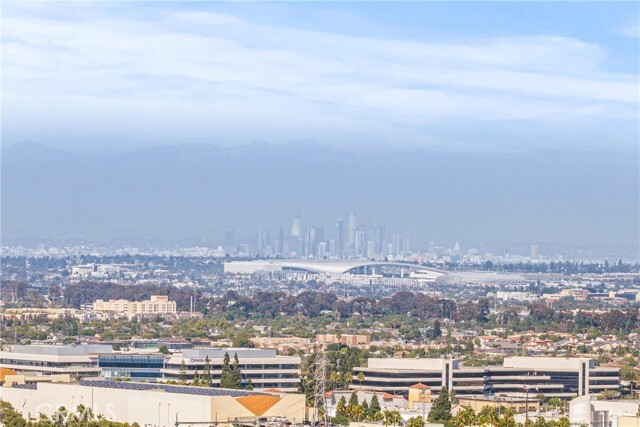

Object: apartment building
[162,348,301,392]
[93,295,177,315]
[352,357,619,399]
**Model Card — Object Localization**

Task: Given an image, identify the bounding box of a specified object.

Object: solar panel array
[11,383,37,390]
[79,380,268,397]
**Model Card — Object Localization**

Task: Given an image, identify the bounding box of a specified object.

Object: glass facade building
[98,354,165,380]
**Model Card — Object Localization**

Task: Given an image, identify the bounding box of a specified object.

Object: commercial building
[353,358,459,395]
[352,357,620,399]
[93,295,177,315]
[0,345,110,377]
[0,345,304,388]
[1,380,305,426]
[325,389,408,416]
[162,348,301,392]
[98,354,165,380]
[316,334,371,346]
[457,396,540,414]
[570,395,639,427]
[486,357,619,398]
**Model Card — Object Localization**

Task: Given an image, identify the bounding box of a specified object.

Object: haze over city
[2,1,639,258]
[3,3,640,427]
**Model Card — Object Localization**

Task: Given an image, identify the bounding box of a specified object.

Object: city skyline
[2,139,638,261]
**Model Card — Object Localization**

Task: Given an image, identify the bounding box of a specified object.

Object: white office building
[162,348,301,392]
[352,357,620,399]
[0,345,110,377]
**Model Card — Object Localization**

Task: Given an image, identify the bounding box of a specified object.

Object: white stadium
[224,259,445,283]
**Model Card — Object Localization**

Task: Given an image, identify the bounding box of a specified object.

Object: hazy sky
[3,1,639,154]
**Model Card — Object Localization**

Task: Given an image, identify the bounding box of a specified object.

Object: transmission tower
[312,352,328,426]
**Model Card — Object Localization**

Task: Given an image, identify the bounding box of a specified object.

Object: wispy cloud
[616,24,640,38]
[2,4,638,152]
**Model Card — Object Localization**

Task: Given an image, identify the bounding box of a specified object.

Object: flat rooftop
[78,379,269,397]
[10,344,113,356]
[183,348,278,359]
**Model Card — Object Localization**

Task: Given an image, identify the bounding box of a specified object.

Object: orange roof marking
[0,368,17,381]
[236,395,282,416]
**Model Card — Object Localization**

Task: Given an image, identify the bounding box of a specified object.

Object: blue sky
[2,1,639,154]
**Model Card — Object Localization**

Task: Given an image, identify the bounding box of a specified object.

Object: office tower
[355,230,365,257]
[223,230,236,248]
[530,244,539,259]
[402,232,411,255]
[329,239,336,257]
[335,219,345,256]
[348,211,357,245]
[313,227,325,244]
[291,215,302,238]
[277,228,284,254]
[372,224,386,253]
[257,227,267,253]
[392,234,400,256]
[429,241,435,255]
[317,242,327,258]
[367,240,375,259]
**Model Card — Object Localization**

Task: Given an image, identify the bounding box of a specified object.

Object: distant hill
[2,140,638,251]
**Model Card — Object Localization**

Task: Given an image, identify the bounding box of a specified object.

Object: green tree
[0,400,27,427]
[348,392,359,407]
[357,372,365,387]
[230,353,243,389]
[453,405,477,427]
[478,406,499,426]
[432,320,442,339]
[202,355,212,387]
[233,330,254,347]
[52,407,67,427]
[349,405,365,422]
[499,408,516,427]
[220,352,232,388]
[336,396,348,417]
[246,379,254,390]
[383,410,402,427]
[361,399,369,416]
[368,394,381,420]
[178,360,188,385]
[407,416,425,427]
[428,387,452,424]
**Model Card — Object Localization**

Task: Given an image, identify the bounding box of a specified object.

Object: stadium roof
[225,259,447,275]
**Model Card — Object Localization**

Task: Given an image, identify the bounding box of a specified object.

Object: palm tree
[357,372,365,389]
